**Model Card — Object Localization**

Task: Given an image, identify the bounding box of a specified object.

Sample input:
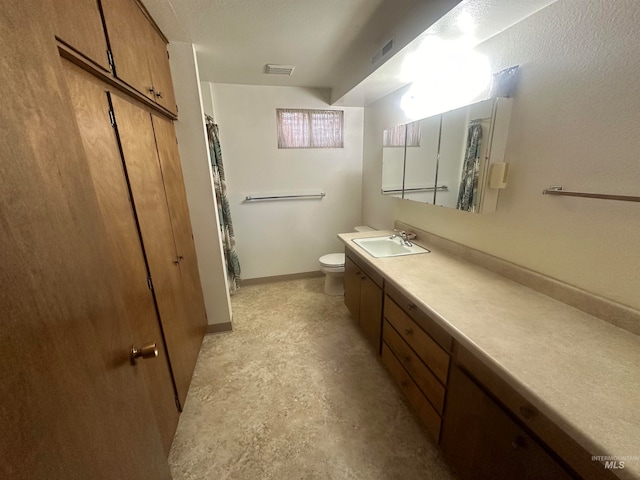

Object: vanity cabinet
[381,282,453,441]
[441,363,574,480]
[344,250,383,353]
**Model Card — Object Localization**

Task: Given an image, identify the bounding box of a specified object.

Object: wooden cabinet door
[151,113,207,339]
[0,2,170,477]
[147,27,177,114]
[441,365,573,480]
[62,60,180,455]
[111,94,201,408]
[360,275,383,353]
[101,0,155,101]
[344,255,361,321]
[51,0,110,71]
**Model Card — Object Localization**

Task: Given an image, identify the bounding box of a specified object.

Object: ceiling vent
[371,38,394,65]
[265,64,295,75]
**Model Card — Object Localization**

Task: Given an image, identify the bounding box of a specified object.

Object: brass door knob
[130,342,158,365]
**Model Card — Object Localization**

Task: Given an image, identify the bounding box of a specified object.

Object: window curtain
[276,109,343,148]
[205,115,241,293]
[383,121,421,147]
[456,121,483,212]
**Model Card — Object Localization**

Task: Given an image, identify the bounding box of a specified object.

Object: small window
[276,109,344,149]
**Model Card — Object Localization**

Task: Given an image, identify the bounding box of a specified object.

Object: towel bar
[244,191,325,202]
[542,186,640,203]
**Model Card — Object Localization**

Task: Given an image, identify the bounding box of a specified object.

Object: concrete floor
[169,277,456,479]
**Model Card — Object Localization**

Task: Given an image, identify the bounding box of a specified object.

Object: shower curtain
[206,115,241,293]
[456,121,483,212]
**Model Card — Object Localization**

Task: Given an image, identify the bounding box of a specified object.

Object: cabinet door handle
[407,303,416,310]
[519,406,535,419]
[404,328,414,336]
[148,87,155,94]
[511,435,527,450]
[155,91,163,99]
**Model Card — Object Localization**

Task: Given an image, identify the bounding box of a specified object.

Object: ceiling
[142,0,558,106]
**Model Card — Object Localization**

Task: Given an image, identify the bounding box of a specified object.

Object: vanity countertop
[339,230,640,480]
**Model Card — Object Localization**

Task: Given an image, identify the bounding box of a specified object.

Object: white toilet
[319,226,375,296]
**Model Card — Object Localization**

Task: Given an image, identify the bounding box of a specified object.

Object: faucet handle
[390,229,404,239]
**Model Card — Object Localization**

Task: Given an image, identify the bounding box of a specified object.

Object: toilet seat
[319,253,345,268]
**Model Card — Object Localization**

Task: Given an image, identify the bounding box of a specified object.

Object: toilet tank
[354,225,375,232]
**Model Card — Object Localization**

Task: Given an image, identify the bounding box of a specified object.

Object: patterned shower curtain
[206,115,241,293]
[456,121,483,212]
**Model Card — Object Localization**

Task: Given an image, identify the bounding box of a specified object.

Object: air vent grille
[265,64,295,75]
[371,38,394,65]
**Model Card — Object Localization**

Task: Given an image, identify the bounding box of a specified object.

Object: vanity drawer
[381,343,441,441]
[383,320,446,414]
[384,296,450,384]
[385,282,452,352]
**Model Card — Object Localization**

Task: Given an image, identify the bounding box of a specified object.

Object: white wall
[362,84,412,229]
[207,83,364,280]
[362,0,640,312]
[168,43,232,326]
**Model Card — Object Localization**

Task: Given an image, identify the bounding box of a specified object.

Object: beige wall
[209,83,364,279]
[169,43,232,325]
[362,0,640,311]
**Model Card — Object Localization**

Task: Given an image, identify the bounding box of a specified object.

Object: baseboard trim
[242,271,323,286]
[205,322,233,335]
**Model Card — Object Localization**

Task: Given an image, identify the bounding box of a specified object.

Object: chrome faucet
[390,230,413,247]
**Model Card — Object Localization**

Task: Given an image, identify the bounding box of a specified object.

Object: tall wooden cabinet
[110,92,205,408]
[51,0,110,71]
[0,0,208,476]
[101,0,178,114]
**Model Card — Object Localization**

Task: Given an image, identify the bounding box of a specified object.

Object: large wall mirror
[381,97,512,213]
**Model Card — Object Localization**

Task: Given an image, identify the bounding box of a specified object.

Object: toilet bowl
[319,226,375,296]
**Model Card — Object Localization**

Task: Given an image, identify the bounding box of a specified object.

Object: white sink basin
[352,236,430,258]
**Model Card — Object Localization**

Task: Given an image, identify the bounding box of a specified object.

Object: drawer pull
[407,303,416,310]
[404,328,414,336]
[519,406,534,419]
[511,435,527,450]
[404,356,411,363]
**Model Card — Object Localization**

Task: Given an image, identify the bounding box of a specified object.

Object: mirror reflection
[381,97,511,213]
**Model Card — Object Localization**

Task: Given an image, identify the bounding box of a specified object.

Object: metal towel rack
[542,186,640,203]
[382,185,448,195]
[244,191,326,202]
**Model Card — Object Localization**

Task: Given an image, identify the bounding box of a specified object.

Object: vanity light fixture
[400,37,491,119]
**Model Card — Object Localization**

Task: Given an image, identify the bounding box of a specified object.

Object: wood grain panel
[101,0,154,100]
[381,344,441,442]
[455,346,617,479]
[62,60,180,454]
[344,255,361,321]
[384,296,450,383]
[110,93,199,408]
[360,273,383,354]
[151,113,207,339]
[147,27,177,114]
[0,2,170,477]
[383,321,446,413]
[441,364,574,480]
[385,282,453,351]
[50,0,110,70]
